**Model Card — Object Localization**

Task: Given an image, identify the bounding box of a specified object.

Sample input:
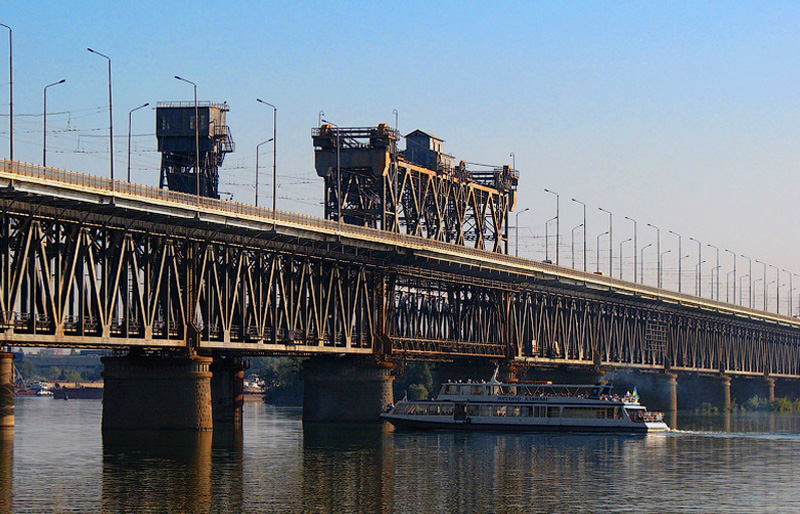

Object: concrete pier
[302,357,394,422]
[210,354,246,424]
[0,352,13,429]
[102,353,213,430]
[730,376,776,405]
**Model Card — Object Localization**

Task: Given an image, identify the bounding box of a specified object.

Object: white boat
[381,370,668,433]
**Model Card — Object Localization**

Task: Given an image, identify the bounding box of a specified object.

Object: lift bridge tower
[156,101,235,199]
[312,123,518,253]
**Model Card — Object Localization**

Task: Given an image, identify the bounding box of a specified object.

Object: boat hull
[380,414,667,433]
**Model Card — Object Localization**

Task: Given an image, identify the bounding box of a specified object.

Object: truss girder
[325,162,511,253]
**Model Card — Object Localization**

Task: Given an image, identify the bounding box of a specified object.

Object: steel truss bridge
[1,160,799,379]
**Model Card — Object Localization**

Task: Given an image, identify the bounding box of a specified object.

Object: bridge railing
[2,159,798,328]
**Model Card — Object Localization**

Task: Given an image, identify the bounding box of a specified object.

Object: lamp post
[545,216,557,263]
[174,76,200,201]
[255,137,274,206]
[596,231,609,273]
[87,48,114,190]
[321,119,341,229]
[647,223,661,288]
[753,278,764,309]
[669,230,682,292]
[515,207,529,257]
[767,280,776,311]
[741,255,752,307]
[0,23,11,161]
[784,269,793,316]
[393,109,398,133]
[724,249,736,304]
[707,244,720,300]
[510,152,515,171]
[696,260,707,295]
[770,264,780,314]
[571,223,583,269]
[660,250,672,289]
[42,79,66,167]
[256,99,277,223]
[599,207,612,276]
[640,243,653,284]
[620,238,632,280]
[756,260,767,311]
[544,189,559,265]
[689,237,702,296]
[624,216,637,283]
[739,274,749,308]
[572,198,587,272]
[127,102,149,182]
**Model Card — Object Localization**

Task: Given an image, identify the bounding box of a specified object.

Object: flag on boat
[632,387,639,402]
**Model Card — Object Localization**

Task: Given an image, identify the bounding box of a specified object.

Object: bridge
[1,156,799,429]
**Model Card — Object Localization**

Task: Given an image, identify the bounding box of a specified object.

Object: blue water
[2,398,800,513]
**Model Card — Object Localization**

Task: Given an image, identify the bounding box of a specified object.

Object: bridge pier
[302,357,394,422]
[102,353,213,431]
[210,354,246,425]
[0,351,13,430]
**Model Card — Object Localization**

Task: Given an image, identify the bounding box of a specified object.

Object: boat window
[471,385,484,395]
[507,406,521,417]
[519,406,532,417]
[466,405,480,416]
[494,406,507,417]
[440,404,453,416]
[444,385,458,395]
[479,405,494,417]
[534,406,547,417]
[562,407,604,419]
[547,406,561,418]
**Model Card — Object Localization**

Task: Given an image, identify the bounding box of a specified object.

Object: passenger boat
[381,370,668,433]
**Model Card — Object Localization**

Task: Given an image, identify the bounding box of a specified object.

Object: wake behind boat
[381,370,668,433]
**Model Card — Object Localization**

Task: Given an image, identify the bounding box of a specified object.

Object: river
[1,398,799,513]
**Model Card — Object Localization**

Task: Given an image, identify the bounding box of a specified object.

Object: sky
[1,1,799,311]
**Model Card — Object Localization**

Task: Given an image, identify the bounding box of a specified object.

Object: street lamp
[756,260,767,311]
[724,249,736,304]
[770,264,780,314]
[625,216,637,283]
[572,198,587,272]
[596,231,609,273]
[707,244,720,300]
[647,223,661,288]
[545,216,557,263]
[256,99,278,222]
[127,102,149,182]
[321,119,341,229]
[784,269,793,316]
[599,207,612,276]
[515,207,529,257]
[510,152,515,171]
[660,249,672,289]
[669,230,682,292]
[753,277,764,309]
[87,48,114,189]
[0,23,11,161]
[255,137,274,206]
[42,79,66,167]
[620,238,632,280]
[696,260,707,296]
[640,243,653,284]
[174,76,200,200]
[318,110,324,126]
[741,255,752,307]
[689,237,703,296]
[544,189,559,265]
[571,222,583,269]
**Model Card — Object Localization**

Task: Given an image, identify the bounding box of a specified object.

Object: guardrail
[2,158,799,329]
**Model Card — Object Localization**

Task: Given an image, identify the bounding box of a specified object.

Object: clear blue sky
[2,1,799,307]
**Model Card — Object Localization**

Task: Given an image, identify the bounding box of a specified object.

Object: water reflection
[301,422,395,514]
[102,430,215,513]
[0,428,12,514]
